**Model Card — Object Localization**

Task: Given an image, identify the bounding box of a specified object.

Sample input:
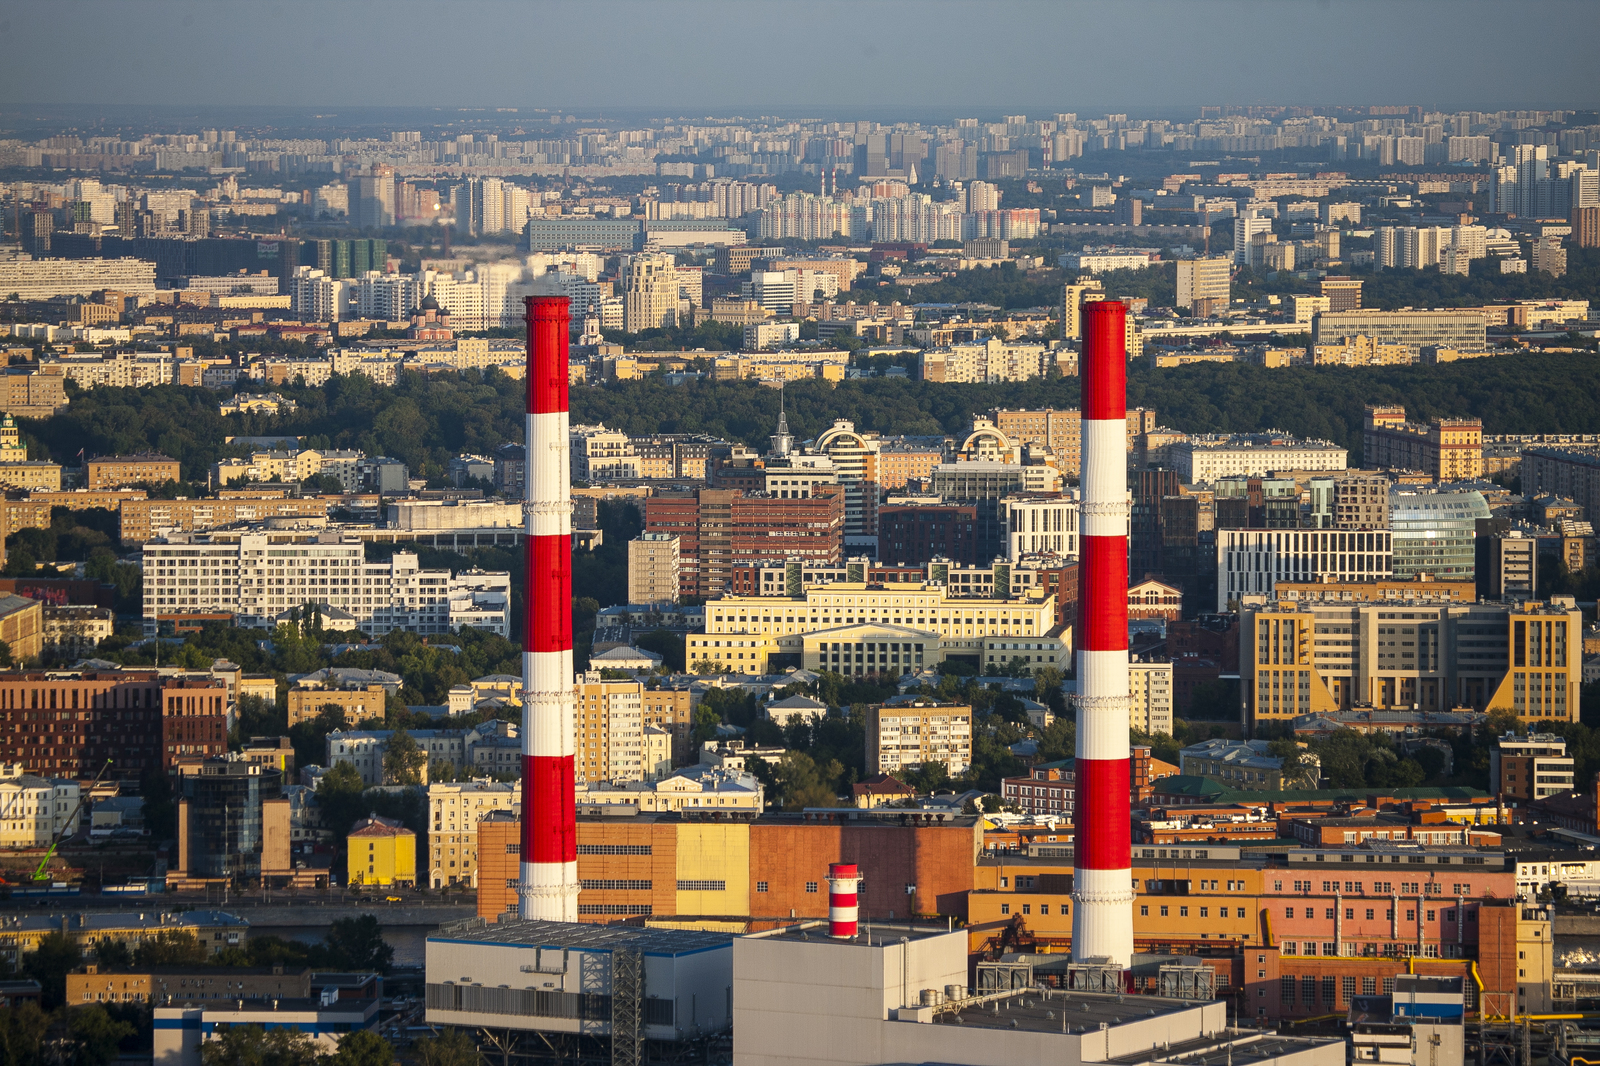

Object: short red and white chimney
[826,863,860,938]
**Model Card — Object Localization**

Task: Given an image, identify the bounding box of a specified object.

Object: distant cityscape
[0,82,1598,1066]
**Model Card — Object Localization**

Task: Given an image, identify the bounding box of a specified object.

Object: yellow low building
[0,594,44,662]
[286,683,387,726]
[347,813,416,887]
[0,462,62,492]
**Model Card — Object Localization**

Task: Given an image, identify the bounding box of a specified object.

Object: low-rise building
[0,594,44,661]
[347,813,416,887]
[68,964,313,1007]
[1490,732,1575,806]
[0,766,80,848]
[578,766,763,813]
[86,453,181,490]
[155,994,380,1066]
[1178,738,1320,791]
[41,606,114,653]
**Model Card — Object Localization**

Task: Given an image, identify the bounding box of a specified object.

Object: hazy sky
[1,0,1596,117]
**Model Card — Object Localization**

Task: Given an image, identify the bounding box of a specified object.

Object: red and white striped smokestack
[1071,299,1134,968]
[826,863,860,938]
[520,293,578,923]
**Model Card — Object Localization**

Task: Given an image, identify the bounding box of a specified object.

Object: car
[385,896,402,903]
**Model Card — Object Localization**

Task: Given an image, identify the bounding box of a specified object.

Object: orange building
[476,809,982,923]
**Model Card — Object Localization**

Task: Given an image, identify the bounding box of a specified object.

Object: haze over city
[0,3,1598,1066]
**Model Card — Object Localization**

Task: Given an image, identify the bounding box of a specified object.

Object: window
[1383,978,1395,995]
[580,879,651,891]
[1022,905,1031,915]
[1141,906,1149,916]
[756,881,768,893]
[1366,909,1375,920]
[1199,907,1209,918]
[1362,977,1377,995]
[1000,904,1010,915]
[1343,977,1356,1001]
[1323,976,1337,1004]
[1325,908,1335,920]
[1160,906,1169,917]
[1285,907,1294,919]
[1280,976,1295,1004]
[1302,976,1317,1005]
[804,882,818,893]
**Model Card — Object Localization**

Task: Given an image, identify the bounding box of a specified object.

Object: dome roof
[419,294,441,311]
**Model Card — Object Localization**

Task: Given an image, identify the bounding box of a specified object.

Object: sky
[0,0,1596,117]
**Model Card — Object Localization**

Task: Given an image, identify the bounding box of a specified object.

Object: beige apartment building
[992,407,1081,478]
[1129,659,1174,735]
[1364,407,1483,482]
[626,533,679,605]
[119,495,330,542]
[426,779,518,888]
[865,697,973,776]
[574,675,646,785]
[86,454,181,490]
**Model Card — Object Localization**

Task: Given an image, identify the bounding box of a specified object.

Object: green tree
[199,1025,321,1066]
[413,1030,482,1066]
[66,1005,136,1066]
[23,932,81,1009]
[323,1030,394,1066]
[382,728,427,786]
[91,938,132,968]
[772,752,841,810]
[315,761,370,842]
[690,705,722,746]
[321,916,395,975]
[900,760,951,794]
[132,930,208,968]
[0,1001,53,1066]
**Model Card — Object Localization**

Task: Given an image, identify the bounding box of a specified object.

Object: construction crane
[31,759,112,883]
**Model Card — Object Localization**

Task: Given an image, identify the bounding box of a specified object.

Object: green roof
[1150,775,1492,805]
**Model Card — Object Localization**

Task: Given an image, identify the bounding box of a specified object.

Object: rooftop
[935,987,1194,1035]
[754,921,950,946]
[431,918,733,956]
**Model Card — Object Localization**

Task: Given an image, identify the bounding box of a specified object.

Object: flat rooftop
[429,918,733,956]
[935,989,1195,1033]
[754,921,953,946]
[1106,1033,1340,1066]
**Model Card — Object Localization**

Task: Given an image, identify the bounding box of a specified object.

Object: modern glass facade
[1389,489,1490,580]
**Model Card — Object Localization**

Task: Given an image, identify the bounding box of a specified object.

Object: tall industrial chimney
[519,293,579,923]
[1070,299,1134,968]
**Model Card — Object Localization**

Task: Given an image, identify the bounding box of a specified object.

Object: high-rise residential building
[1217,528,1393,611]
[1239,598,1581,728]
[865,697,972,776]
[350,165,395,229]
[1363,407,1483,481]
[1128,659,1174,736]
[1233,214,1273,265]
[1388,489,1490,581]
[1573,206,1600,249]
[574,675,646,785]
[1175,257,1231,313]
[920,338,1065,384]
[621,253,679,333]
[627,533,680,605]
[643,487,845,599]
[1059,280,1104,341]
[1531,237,1568,277]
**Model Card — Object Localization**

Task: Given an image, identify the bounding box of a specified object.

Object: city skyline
[0,0,1597,114]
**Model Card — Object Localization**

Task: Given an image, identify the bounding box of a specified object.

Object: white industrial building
[733,923,1343,1066]
[425,920,733,1044]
